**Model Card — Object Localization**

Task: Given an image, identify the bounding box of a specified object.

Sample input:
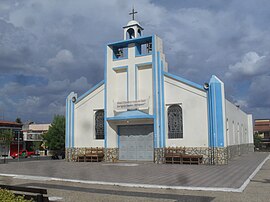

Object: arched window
[95,110,104,139]
[126,28,135,39]
[168,104,183,138]
[138,29,141,36]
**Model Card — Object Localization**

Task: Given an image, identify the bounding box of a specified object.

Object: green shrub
[254,132,262,149]
[0,189,33,202]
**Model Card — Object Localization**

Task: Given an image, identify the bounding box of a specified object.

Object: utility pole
[17,131,19,162]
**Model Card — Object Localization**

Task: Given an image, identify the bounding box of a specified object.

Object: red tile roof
[254,120,270,132]
[0,120,23,127]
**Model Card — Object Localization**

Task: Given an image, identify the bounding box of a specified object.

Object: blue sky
[0,0,269,123]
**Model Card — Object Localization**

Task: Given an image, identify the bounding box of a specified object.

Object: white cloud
[71,77,89,91]
[47,49,75,67]
[225,52,266,79]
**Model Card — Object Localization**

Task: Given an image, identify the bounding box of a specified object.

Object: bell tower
[123,8,144,40]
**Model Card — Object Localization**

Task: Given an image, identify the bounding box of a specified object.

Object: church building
[66,14,254,165]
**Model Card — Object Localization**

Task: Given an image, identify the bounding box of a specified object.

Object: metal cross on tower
[129,7,138,20]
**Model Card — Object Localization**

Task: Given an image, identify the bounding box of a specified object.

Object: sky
[0,0,269,123]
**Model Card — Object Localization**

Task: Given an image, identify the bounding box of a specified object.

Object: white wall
[115,70,128,101]
[137,65,153,114]
[164,76,209,147]
[225,100,253,146]
[74,85,104,147]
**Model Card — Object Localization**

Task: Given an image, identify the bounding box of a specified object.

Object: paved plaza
[0,152,269,193]
[0,152,269,201]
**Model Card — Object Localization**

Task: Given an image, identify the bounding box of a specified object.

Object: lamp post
[17,131,19,162]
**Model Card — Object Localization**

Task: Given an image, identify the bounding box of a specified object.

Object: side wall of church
[74,85,105,147]
[225,100,254,146]
[164,76,209,147]
[225,100,254,159]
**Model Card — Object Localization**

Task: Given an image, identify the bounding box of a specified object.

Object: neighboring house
[22,123,50,151]
[66,17,254,165]
[254,119,270,149]
[0,120,23,157]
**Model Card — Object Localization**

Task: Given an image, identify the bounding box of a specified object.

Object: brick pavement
[0,152,269,191]
[0,155,269,201]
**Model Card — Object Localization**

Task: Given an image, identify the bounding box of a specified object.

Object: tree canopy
[15,117,22,123]
[43,115,65,151]
[0,129,13,147]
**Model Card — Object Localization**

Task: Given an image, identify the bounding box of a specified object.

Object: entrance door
[119,125,154,161]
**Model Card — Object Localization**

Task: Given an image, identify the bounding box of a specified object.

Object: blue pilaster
[65,92,77,148]
[208,76,225,147]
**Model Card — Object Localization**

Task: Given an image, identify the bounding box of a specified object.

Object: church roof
[127,20,140,27]
[123,20,144,30]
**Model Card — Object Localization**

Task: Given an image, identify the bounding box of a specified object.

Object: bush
[254,132,262,149]
[0,189,33,202]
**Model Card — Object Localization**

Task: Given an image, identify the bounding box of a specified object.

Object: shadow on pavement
[18,182,215,202]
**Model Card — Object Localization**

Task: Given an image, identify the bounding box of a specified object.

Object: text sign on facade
[114,99,148,111]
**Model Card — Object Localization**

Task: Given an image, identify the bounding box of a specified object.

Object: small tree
[0,129,13,155]
[15,117,22,124]
[43,115,65,151]
[31,141,42,151]
[254,132,262,149]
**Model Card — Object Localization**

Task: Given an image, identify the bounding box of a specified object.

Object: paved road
[0,156,51,163]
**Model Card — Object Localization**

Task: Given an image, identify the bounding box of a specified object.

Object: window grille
[95,110,104,139]
[168,104,183,138]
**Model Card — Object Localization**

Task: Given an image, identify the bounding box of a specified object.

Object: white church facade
[66,18,254,165]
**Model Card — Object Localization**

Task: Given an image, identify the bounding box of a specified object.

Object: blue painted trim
[112,66,128,72]
[152,35,157,149]
[108,36,152,48]
[107,114,154,121]
[65,98,69,148]
[107,110,154,121]
[215,82,224,147]
[208,76,225,147]
[104,47,108,148]
[68,99,71,147]
[211,83,217,147]
[71,100,75,147]
[163,72,205,91]
[207,87,213,147]
[76,80,104,103]
[161,61,166,148]
[135,43,141,56]
[135,41,152,57]
[127,65,129,101]
[135,65,138,100]
[157,51,162,148]
[157,52,166,148]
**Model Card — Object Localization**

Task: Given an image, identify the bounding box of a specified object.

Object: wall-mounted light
[72,97,76,103]
[203,83,209,90]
